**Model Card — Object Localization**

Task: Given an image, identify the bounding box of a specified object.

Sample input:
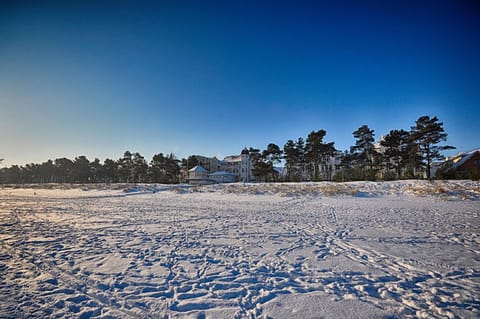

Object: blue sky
[1,1,478,166]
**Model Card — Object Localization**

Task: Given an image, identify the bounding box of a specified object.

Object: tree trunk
[426,145,431,179]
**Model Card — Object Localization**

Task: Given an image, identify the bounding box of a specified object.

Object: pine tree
[251,144,283,182]
[73,156,91,183]
[252,159,272,182]
[166,153,180,183]
[103,159,118,183]
[351,125,379,180]
[150,153,180,183]
[336,150,357,181]
[410,115,455,179]
[132,153,148,183]
[118,151,134,183]
[249,147,267,181]
[89,158,103,183]
[283,138,309,181]
[380,129,410,179]
[283,140,296,181]
[247,148,261,163]
[182,155,199,170]
[54,158,74,183]
[0,165,22,184]
[294,137,307,181]
[305,130,336,181]
[263,143,282,182]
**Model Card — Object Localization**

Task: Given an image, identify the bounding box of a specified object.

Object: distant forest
[0,115,458,184]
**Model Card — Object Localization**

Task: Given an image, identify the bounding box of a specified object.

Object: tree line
[0,115,456,184]
[249,115,454,182]
[0,151,181,184]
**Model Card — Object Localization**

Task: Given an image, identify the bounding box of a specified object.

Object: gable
[457,151,480,170]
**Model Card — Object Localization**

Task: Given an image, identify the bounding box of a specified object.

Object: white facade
[188,165,208,179]
[187,165,214,184]
[221,150,253,182]
[208,171,237,183]
[187,149,254,183]
[193,155,222,173]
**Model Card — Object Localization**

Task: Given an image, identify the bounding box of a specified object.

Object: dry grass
[3,180,479,200]
[435,187,446,194]
[319,184,348,195]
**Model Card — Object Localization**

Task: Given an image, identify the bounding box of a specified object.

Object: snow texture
[0,180,479,318]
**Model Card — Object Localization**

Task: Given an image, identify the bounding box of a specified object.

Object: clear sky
[1,1,479,166]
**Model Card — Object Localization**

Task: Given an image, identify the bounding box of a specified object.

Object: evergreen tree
[252,159,272,182]
[22,163,35,183]
[103,158,118,183]
[248,147,267,181]
[150,153,166,182]
[54,158,74,183]
[0,165,22,184]
[283,138,308,181]
[150,153,180,183]
[295,137,307,181]
[264,143,283,163]
[117,151,134,182]
[380,129,410,179]
[305,130,336,181]
[132,152,148,183]
[89,158,103,183]
[283,140,296,181]
[410,115,455,179]
[336,150,366,182]
[166,153,180,183]
[251,144,282,182]
[263,143,282,181]
[247,147,261,163]
[404,141,425,178]
[73,156,91,183]
[182,155,199,170]
[351,125,379,180]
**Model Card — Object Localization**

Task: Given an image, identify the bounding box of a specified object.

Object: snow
[452,149,480,168]
[189,165,209,173]
[0,181,479,318]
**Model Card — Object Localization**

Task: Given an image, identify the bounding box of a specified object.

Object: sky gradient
[1,1,479,166]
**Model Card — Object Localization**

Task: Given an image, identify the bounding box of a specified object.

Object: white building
[208,171,237,183]
[221,148,254,182]
[186,149,255,183]
[193,155,222,173]
[187,165,214,185]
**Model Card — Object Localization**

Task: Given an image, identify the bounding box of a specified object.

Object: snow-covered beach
[1,181,479,318]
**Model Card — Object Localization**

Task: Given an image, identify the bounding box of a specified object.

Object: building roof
[188,165,208,173]
[223,155,242,162]
[453,149,480,168]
